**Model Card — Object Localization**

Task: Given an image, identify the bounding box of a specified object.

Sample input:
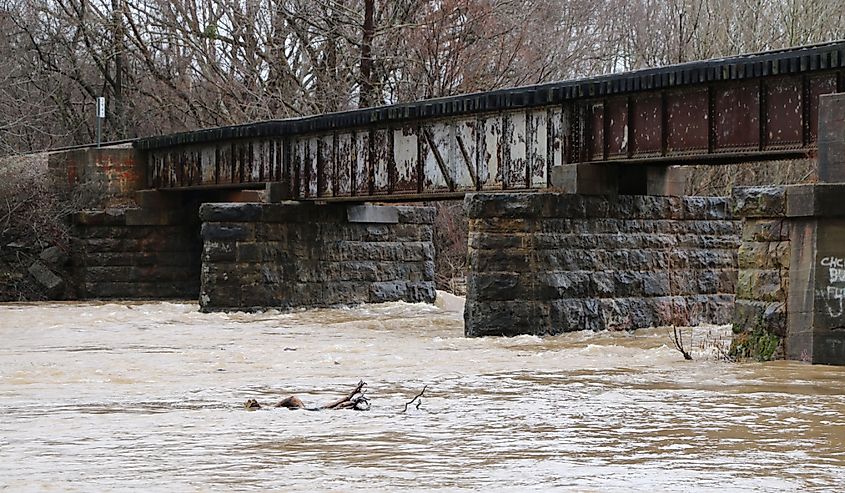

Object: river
[1,298,844,491]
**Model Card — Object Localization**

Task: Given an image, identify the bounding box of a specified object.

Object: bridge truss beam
[136,42,845,200]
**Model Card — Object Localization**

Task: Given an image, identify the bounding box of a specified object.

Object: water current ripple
[1,300,844,491]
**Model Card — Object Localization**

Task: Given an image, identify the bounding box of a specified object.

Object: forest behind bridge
[0,0,842,156]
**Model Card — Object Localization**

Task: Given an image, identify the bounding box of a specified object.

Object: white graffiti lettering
[831,268,845,283]
[819,257,845,318]
[816,287,845,318]
[821,257,845,268]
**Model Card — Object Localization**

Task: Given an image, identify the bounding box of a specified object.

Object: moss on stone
[729,328,782,361]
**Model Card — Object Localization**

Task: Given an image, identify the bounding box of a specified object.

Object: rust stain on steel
[456,131,479,190]
[336,133,353,196]
[267,140,276,181]
[422,126,456,191]
[162,152,172,187]
[632,94,662,156]
[547,108,563,170]
[235,143,243,183]
[371,129,389,194]
[527,109,547,187]
[393,126,418,194]
[148,154,158,188]
[605,98,628,158]
[420,123,445,191]
[307,137,319,197]
[714,82,760,150]
[666,88,709,153]
[479,115,502,189]
[451,119,476,191]
[224,143,234,184]
[242,142,252,182]
[266,141,274,183]
[292,138,304,198]
[317,135,334,197]
[505,111,527,189]
[250,142,260,182]
[765,77,803,147]
[274,139,284,183]
[258,140,268,182]
[589,102,604,160]
[201,147,214,184]
[354,131,369,196]
[188,150,196,186]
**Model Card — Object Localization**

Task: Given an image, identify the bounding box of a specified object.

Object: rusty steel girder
[136,41,845,199]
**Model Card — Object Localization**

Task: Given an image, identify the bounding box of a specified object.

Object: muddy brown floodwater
[1,299,844,491]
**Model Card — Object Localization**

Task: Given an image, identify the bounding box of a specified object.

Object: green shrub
[729,328,781,361]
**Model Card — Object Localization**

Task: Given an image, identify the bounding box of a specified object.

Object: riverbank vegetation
[0,155,73,300]
[432,202,468,294]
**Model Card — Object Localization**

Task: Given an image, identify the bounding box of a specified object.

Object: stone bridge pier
[198,201,436,311]
[73,194,437,309]
[730,94,845,365]
[50,147,436,307]
[463,192,738,337]
[462,93,845,366]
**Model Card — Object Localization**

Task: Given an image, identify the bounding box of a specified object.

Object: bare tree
[0,0,840,156]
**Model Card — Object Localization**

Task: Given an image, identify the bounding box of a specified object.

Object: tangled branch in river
[244,380,371,411]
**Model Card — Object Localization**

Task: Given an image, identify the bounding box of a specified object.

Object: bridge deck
[136,41,845,200]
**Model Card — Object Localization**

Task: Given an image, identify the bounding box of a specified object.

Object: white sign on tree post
[96,96,105,147]
[96,97,106,119]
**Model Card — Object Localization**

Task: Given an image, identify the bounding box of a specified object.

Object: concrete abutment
[732,184,845,365]
[550,162,687,197]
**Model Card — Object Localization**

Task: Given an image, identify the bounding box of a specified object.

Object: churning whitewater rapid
[1,298,844,491]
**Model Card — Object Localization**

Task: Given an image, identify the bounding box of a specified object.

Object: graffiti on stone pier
[817,256,845,318]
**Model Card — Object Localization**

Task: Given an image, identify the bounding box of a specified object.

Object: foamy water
[1,299,844,491]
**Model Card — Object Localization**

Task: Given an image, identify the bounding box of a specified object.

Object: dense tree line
[0,0,841,155]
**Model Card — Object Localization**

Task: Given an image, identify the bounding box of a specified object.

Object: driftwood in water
[319,380,369,410]
[244,381,432,412]
[402,385,427,412]
[244,380,371,411]
[671,326,693,360]
[275,395,307,409]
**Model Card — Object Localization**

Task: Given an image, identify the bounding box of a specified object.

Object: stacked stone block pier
[199,202,436,311]
[464,192,739,337]
[732,185,845,364]
[73,207,201,299]
[732,187,790,360]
